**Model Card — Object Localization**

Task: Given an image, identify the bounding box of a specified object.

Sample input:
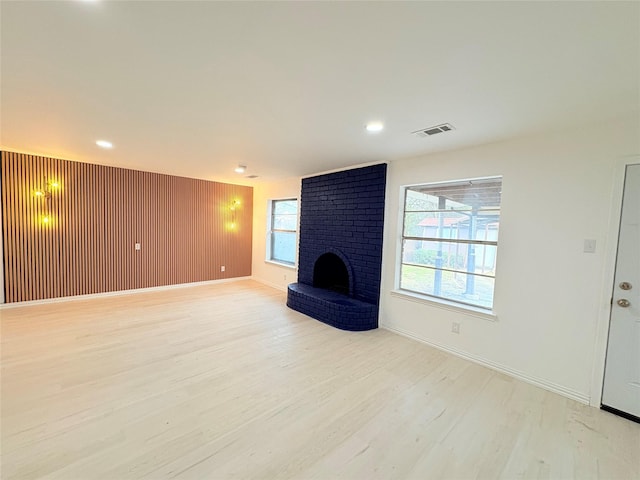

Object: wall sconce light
[34,178,60,200]
[228,199,240,231]
[34,178,60,226]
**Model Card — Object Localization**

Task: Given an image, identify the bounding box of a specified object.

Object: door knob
[617,299,631,308]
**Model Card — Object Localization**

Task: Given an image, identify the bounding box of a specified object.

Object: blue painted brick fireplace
[287,164,387,331]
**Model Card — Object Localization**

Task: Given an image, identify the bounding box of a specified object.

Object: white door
[602,163,640,419]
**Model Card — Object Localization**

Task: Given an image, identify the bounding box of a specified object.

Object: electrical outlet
[220,266,225,272]
[135,243,141,251]
[452,322,460,334]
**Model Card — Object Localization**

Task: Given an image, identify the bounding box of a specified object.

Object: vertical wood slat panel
[7,154,15,300]
[17,155,26,301]
[3,154,9,300]
[1,152,253,303]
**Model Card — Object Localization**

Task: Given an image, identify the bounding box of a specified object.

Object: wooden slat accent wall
[1,151,253,303]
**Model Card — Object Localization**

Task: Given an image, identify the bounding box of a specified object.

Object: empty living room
[1,1,639,479]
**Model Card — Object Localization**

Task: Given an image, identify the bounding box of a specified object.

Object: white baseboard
[381,324,590,405]
[0,276,253,309]
[251,277,289,292]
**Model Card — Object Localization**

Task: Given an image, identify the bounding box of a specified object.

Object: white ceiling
[1,1,638,185]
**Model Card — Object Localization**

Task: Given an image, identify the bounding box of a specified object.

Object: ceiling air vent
[412,123,455,138]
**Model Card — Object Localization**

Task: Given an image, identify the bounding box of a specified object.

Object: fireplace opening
[313,253,350,295]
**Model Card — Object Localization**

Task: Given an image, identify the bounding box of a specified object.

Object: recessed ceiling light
[234,165,247,174]
[366,122,384,133]
[96,140,113,149]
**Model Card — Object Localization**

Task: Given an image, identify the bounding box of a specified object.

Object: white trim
[401,174,503,190]
[394,178,502,317]
[266,197,298,266]
[0,277,252,309]
[390,289,497,321]
[265,259,296,270]
[383,324,590,405]
[252,276,289,293]
[589,155,640,407]
[300,161,388,180]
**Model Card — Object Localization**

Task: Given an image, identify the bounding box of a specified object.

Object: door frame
[590,155,640,407]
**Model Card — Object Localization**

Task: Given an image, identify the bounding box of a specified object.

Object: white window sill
[389,289,498,322]
[265,260,297,270]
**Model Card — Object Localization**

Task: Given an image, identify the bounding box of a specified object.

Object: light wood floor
[1,280,638,480]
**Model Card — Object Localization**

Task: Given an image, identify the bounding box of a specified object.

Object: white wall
[380,114,640,403]
[250,115,639,404]
[252,177,301,291]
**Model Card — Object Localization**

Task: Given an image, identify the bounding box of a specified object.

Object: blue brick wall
[287,164,387,331]
[287,283,378,331]
[297,164,387,304]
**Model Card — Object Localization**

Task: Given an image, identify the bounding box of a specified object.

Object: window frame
[266,198,298,267]
[397,176,502,312]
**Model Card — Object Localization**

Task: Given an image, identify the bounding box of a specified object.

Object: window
[268,199,298,265]
[399,177,502,310]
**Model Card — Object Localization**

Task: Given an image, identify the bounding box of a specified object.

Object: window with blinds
[400,177,502,310]
[268,199,298,266]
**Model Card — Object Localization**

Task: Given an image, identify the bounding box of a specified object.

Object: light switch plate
[584,239,596,253]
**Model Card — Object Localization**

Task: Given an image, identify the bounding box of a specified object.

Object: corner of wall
[251,177,302,292]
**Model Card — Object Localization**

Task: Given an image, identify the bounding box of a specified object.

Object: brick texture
[287,164,387,331]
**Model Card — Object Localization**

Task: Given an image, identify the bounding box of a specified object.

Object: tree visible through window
[400,177,502,310]
[268,199,298,265]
